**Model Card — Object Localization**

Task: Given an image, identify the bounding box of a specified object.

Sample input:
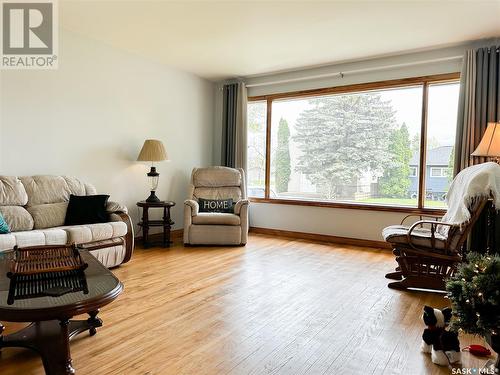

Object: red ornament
[462,345,491,357]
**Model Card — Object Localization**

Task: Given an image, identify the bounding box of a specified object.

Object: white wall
[245,45,466,96]
[0,30,215,234]
[250,203,410,241]
[232,45,471,242]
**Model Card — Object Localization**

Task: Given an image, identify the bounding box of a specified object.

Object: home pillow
[64,194,110,226]
[198,198,234,213]
[0,213,10,234]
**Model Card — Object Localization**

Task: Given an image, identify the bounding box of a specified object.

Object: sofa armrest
[109,212,134,263]
[234,199,249,215]
[184,199,199,216]
[107,201,128,214]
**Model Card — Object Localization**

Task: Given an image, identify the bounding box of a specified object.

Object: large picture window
[247,74,460,212]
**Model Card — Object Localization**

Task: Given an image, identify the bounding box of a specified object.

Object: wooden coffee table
[0,249,123,375]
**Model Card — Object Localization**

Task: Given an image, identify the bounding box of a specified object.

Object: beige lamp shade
[137,139,168,162]
[471,122,500,158]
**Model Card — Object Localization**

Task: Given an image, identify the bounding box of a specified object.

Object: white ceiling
[61,1,500,81]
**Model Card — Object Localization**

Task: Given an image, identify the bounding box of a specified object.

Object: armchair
[183,167,249,245]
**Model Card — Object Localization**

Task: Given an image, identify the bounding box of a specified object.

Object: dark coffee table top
[0,250,123,322]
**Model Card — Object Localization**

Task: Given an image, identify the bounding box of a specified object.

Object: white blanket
[442,162,500,225]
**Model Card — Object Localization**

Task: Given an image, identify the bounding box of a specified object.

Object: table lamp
[472,122,500,163]
[137,139,168,202]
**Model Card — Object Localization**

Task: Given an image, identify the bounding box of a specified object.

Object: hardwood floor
[0,234,494,375]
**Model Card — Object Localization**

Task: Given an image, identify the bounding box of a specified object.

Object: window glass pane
[270,86,423,206]
[430,168,440,177]
[247,101,267,198]
[424,82,460,208]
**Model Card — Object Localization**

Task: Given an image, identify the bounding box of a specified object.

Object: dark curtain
[222,83,238,168]
[455,45,500,254]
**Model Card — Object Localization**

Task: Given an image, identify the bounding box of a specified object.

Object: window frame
[247,72,460,214]
[409,167,418,178]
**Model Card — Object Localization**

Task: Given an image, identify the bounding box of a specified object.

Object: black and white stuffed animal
[421,306,461,366]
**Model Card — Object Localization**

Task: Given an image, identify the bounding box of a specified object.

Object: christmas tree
[446,252,500,337]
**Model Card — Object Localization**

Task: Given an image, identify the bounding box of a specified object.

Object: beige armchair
[183,167,249,245]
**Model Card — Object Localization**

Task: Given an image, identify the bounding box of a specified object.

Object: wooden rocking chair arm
[400,213,443,225]
[407,220,454,233]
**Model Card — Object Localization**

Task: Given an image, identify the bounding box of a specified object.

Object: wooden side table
[137,201,175,248]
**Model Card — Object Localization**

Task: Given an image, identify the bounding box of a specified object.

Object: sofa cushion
[0,233,16,251]
[382,225,447,250]
[62,222,127,244]
[65,177,97,196]
[0,223,127,252]
[0,176,28,206]
[0,206,34,232]
[192,213,240,226]
[11,228,67,248]
[27,202,68,229]
[106,201,128,214]
[19,175,96,206]
[193,167,241,187]
[38,229,68,245]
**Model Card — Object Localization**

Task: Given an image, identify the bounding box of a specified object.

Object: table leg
[87,310,102,336]
[166,223,171,248]
[0,321,75,375]
[0,316,104,375]
[52,319,75,375]
[143,207,149,248]
[162,207,167,247]
[167,207,173,248]
[0,321,4,353]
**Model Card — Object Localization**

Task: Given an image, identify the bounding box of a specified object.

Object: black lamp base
[146,191,161,203]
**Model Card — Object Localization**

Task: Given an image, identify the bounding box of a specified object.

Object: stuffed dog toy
[421,305,461,366]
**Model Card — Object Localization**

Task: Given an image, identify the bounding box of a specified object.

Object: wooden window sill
[249,197,446,215]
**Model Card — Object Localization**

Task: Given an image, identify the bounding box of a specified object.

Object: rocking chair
[382,198,488,291]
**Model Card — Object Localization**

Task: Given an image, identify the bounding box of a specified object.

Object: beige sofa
[0,175,133,268]
[184,167,249,245]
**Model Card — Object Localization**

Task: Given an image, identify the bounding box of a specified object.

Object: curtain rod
[245,55,463,88]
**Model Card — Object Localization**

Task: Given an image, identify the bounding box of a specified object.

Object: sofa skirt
[90,244,126,268]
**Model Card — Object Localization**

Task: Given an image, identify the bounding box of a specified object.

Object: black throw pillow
[198,198,234,213]
[64,194,110,225]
